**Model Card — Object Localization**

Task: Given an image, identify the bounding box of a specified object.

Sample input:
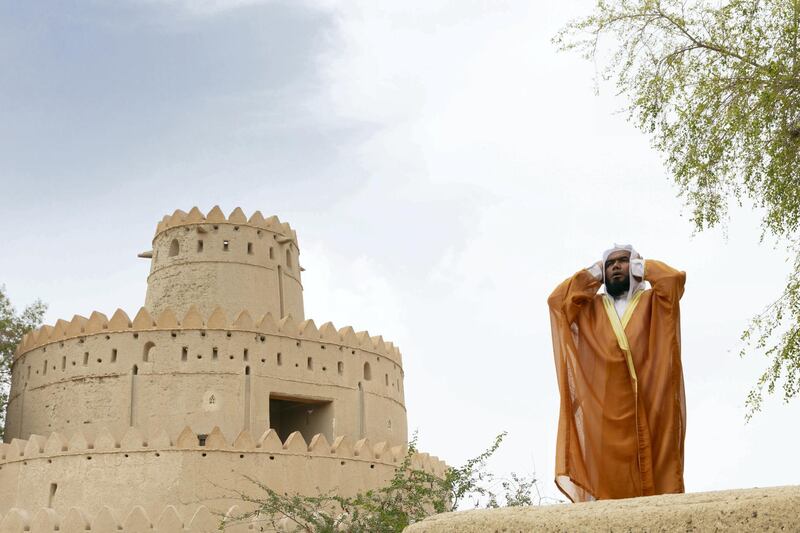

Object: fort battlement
[2,207,435,521]
[7,307,407,447]
[0,424,444,519]
[154,206,297,242]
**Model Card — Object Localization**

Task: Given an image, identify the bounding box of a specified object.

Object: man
[547,244,686,502]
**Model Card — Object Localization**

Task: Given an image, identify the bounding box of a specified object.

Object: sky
[2,0,798,504]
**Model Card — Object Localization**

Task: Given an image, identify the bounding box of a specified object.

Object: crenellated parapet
[7,306,407,447]
[0,425,445,523]
[154,205,298,243]
[14,307,402,364]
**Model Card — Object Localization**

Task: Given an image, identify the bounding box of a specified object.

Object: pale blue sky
[2,0,798,503]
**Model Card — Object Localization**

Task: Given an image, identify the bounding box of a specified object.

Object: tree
[223,432,545,532]
[554,0,800,417]
[0,286,46,440]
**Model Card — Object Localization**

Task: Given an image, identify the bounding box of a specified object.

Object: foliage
[223,431,545,532]
[554,0,800,417]
[0,285,47,440]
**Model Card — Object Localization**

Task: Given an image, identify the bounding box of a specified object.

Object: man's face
[604,250,631,297]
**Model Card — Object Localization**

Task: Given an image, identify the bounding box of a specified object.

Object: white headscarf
[602,243,646,317]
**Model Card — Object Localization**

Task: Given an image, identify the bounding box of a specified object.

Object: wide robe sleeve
[548,269,602,502]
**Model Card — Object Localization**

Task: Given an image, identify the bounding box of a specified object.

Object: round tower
[144,206,304,321]
[0,206,442,524]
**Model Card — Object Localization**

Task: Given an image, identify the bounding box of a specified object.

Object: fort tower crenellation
[1,206,436,529]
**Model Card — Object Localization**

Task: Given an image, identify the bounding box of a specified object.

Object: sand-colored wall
[7,308,406,447]
[145,207,304,321]
[0,425,445,522]
[404,485,800,532]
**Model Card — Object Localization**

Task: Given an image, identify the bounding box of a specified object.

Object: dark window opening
[269,394,333,444]
[181,346,188,362]
[307,357,313,370]
[83,352,89,366]
[269,247,274,260]
[363,362,372,381]
[337,361,344,375]
[212,347,218,361]
[197,434,208,446]
[277,352,282,366]
[223,240,229,251]
[247,242,253,255]
[169,239,179,257]
[243,349,249,362]
[111,349,117,363]
[48,483,57,508]
[143,342,155,362]
[197,240,204,253]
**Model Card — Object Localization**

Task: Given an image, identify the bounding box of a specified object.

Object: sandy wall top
[153,206,298,246]
[13,306,402,365]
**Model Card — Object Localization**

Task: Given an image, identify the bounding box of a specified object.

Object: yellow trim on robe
[602,290,644,387]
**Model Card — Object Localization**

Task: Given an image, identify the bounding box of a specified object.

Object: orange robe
[548,259,686,502]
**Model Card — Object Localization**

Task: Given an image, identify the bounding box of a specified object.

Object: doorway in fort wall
[268,393,334,444]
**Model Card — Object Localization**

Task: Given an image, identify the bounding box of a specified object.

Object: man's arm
[547,265,603,324]
[643,259,686,303]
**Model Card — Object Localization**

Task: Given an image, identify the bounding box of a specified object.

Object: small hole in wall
[296,341,301,347]
[202,453,207,457]
[213,225,219,230]
[197,354,202,360]
[340,461,345,466]
[370,464,375,469]
[230,355,234,360]
[234,226,240,231]
[124,454,129,458]
[105,335,110,340]
[227,331,232,338]
[240,454,244,459]
[97,359,102,364]
[171,332,177,338]
[200,331,206,337]
[260,336,265,342]
[155,452,160,457]
[133,333,139,339]
[322,366,327,372]
[87,456,92,460]
[261,358,265,363]
[321,345,326,350]
[269,456,275,460]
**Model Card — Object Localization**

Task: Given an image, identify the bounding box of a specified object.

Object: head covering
[602,243,646,302]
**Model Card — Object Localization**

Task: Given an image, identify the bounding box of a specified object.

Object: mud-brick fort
[0,206,444,532]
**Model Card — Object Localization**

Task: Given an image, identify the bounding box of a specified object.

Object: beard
[605,275,630,298]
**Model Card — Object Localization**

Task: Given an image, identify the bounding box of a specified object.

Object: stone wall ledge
[404,485,800,532]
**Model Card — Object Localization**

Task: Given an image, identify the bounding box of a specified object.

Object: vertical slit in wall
[111,349,117,363]
[212,347,218,361]
[182,346,188,362]
[61,356,66,371]
[243,349,249,362]
[244,366,251,432]
[358,382,365,439]
[43,359,48,375]
[277,265,285,317]
[48,483,57,508]
[130,365,138,427]
[83,352,89,366]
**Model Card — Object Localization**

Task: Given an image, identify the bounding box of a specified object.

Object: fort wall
[0,425,444,523]
[144,207,304,320]
[8,308,406,446]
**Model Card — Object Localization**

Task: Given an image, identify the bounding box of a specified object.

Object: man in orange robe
[548,244,686,502]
